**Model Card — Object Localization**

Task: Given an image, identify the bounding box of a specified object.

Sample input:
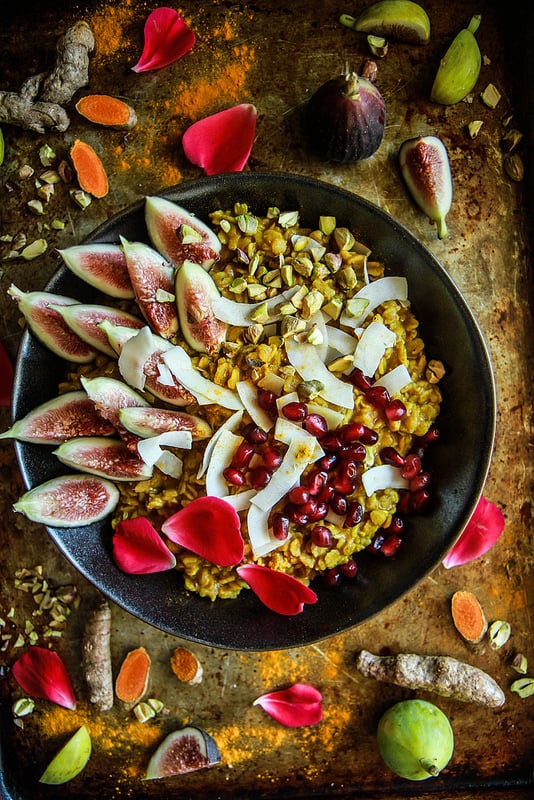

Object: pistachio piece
[488,620,511,650]
[278,210,299,228]
[467,120,483,139]
[237,213,258,234]
[297,379,324,401]
[301,289,324,319]
[503,153,524,182]
[510,678,534,699]
[480,83,501,108]
[244,324,264,344]
[21,239,48,260]
[333,227,355,251]
[512,653,528,675]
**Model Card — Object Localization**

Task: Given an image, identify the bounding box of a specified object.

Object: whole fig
[305,71,386,163]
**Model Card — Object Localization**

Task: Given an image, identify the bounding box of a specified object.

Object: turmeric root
[81,599,114,711]
[76,94,137,130]
[70,139,109,198]
[451,590,488,644]
[115,646,151,704]
[355,650,505,707]
[0,75,70,133]
[170,646,203,685]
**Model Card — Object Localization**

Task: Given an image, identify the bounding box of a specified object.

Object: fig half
[145,726,221,779]
[13,474,119,527]
[175,260,227,354]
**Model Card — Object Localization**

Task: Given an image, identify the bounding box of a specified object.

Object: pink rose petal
[443,496,505,568]
[253,683,323,727]
[236,564,318,616]
[132,7,195,73]
[113,516,177,574]
[162,496,244,566]
[12,647,76,710]
[182,103,257,175]
[0,341,13,406]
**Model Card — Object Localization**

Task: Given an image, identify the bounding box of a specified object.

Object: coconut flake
[340,276,408,328]
[211,286,300,326]
[306,402,346,430]
[252,430,322,512]
[274,417,324,460]
[197,409,244,479]
[352,321,396,378]
[285,336,354,409]
[205,429,242,497]
[258,372,286,394]
[220,488,256,512]
[155,450,183,478]
[163,347,243,410]
[137,430,192,468]
[374,364,412,396]
[247,502,289,558]
[118,326,156,390]
[236,380,273,431]
[325,325,359,356]
[361,464,409,496]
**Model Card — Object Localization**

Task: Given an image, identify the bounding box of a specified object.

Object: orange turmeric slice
[115,646,151,703]
[170,646,203,685]
[75,94,137,130]
[451,590,488,644]
[70,139,109,199]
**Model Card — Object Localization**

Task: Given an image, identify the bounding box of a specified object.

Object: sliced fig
[13,474,120,527]
[120,237,178,339]
[145,726,221,780]
[175,260,227,354]
[0,390,114,444]
[49,303,144,358]
[145,196,221,269]
[98,320,139,356]
[53,437,153,480]
[119,406,212,440]
[58,243,134,299]
[80,376,149,449]
[7,285,97,363]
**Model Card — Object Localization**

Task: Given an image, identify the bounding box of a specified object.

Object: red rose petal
[236,564,318,616]
[113,516,177,574]
[132,7,195,73]
[182,103,257,175]
[12,647,76,710]
[253,683,323,727]
[0,341,13,406]
[162,496,244,567]
[443,496,505,568]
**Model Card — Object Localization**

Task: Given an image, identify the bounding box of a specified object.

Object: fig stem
[345,72,361,99]
[467,15,481,36]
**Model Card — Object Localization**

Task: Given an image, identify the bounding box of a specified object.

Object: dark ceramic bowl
[12,172,496,650]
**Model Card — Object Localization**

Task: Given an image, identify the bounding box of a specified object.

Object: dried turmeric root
[70,139,109,198]
[170,646,203,685]
[355,650,505,707]
[81,599,114,711]
[76,94,137,130]
[115,646,151,704]
[451,590,488,644]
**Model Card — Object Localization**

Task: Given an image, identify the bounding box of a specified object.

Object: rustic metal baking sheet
[1,1,533,798]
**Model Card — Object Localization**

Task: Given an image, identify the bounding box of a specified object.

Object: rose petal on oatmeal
[162,495,244,567]
[12,647,77,710]
[442,496,505,568]
[236,564,318,615]
[253,683,323,727]
[0,341,13,406]
[132,7,195,73]
[113,516,177,574]
[182,104,257,175]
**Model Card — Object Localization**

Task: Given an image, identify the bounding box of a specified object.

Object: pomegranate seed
[339,442,366,462]
[310,501,329,521]
[330,493,348,515]
[286,505,310,526]
[384,514,405,536]
[401,453,422,480]
[345,500,363,527]
[288,485,310,506]
[380,533,403,557]
[333,461,358,494]
[409,472,431,493]
[385,398,407,421]
[380,446,405,468]
[301,499,318,517]
[304,468,328,495]
[231,441,255,469]
[242,422,268,444]
[339,559,358,578]
[272,513,290,540]
[315,482,335,504]
[366,385,390,409]
[257,389,277,413]
[359,426,378,445]
[323,567,341,588]
[348,367,373,392]
[397,491,412,515]
[282,401,308,422]
[250,465,272,490]
[340,422,365,443]
[367,533,385,553]
[320,431,342,452]
[223,466,245,486]
[410,488,431,513]
[261,445,283,469]
[317,452,338,471]
[305,412,328,437]
[311,525,333,547]
[416,425,441,448]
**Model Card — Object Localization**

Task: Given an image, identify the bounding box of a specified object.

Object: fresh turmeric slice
[70,139,109,198]
[75,94,137,130]
[451,590,488,644]
[170,646,203,685]
[115,646,151,703]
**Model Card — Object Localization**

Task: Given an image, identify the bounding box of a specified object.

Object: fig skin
[175,260,227,354]
[305,71,386,163]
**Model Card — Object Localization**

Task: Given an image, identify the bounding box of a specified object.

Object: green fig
[377,699,454,781]
[13,474,119,527]
[59,243,134,299]
[175,260,227,354]
[341,1,430,45]
[431,16,482,105]
[398,135,453,239]
[39,725,92,784]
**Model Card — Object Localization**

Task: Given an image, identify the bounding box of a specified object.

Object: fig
[80,375,150,448]
[49,302,144,358]
[430,16,482,105]
[119,406,212,440]
[175,260,227,354]
[0,390,114,444]
[58,243,135,299]
[305,71,386,163]
[53,437,153,481]
[377,699,454,781]
[399,135,453,239]
[345,0,431,44]
[144,195,221,269]
[120,237,179,339]
[145,726,221,779]
[7,285,97,364]
[39,725,92,784]
[13,474,120,527]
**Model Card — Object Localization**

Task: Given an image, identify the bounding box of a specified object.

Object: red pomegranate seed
[315,482,335,504]
[272,513,290,540]
[410,488,431,513]
[242,422,268,444]
[305,412,328,438]
[348,367,373,392]
[323,567,341,587]
[380,446,405,467]
[359,426,378,445]
[330,493,348,515]
[416,425,441,448]
[317,453,338,471]
[231,441,255,469]
[320,431,342,452]
[311,525,333,547]
[366,385,390,409]
[345,501,363,527]
[409,472,431,493]
[397,491,412,515]
[339,443,366,462]
[340,422,365,443]
[301,499,318,518]
[223,466,245,486]
[304,468,328,495]
[286,505,310,526]
[250,465,272,490]
[380,533,403,557]
[288,486,310,506]
[339,559,358,578]
[385,398,407,421]
[333,461,358,494]
[261,445,283,469]
[367,532,385,553]
[401,453,422,480]
[384,514,405,536]
[258,389,277,413]
[282,401,308,422]
[309,501,329,521]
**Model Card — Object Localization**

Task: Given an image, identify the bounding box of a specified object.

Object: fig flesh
[59,243,135,299]
[399,135,453,239]
[175,260,227,354]
[0,390,114,444]
[13,474,120,527]
[49,303,144,357]
[145,726,221,779]
[145,195,221,269]
[119,406,212,440]
[80,375,150,449]
[53,437,153,481]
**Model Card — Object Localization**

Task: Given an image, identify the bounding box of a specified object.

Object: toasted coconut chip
[197,409,244,479]
[285,336,354,409]
[352,321,396,378]
[361,464,409,496]
[205,429,242,497]
[340,276,408,328]
[374,364,412,396]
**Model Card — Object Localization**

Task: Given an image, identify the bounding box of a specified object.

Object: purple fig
[13,474,119,527]
[49,303,144,358]
[145,196,221,269]
[53,437,153,481]
[80,376,149,449]
[7,285,98,363]
[120,237,179,339]
[399,135,453,239]
[58,243,135,299]
[119,406,212,440]
[175,260,227,354]
[145,726,221,779]
[0,390,114,444]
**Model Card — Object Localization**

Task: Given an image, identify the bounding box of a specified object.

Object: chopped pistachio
[37,183,55,202]
[237,213,258,235]
[297,379,324,401]
[12,698,35,718]
[319,216,336,236]
[279,302,297,316]
[248,253,261,276]
[328,354,354,372]
[512,653,528,675]
[7,607,15,618]
[293,256,314,278]
[280,263,294,287]
[39,169,61,184]
[322,297,343,320]
[333,227,355,251]
[290,284,309,309]
[17,164,34,180]
[337,266,357,290]
[70,188,92,209]
[510,677,534,699]
[250,302,270,324]
[480,83,501,109]
[178,223,203,244]
[504,153,524,182]
[501,129,523,153]
[263,268,282,287]
[267,206,280,219]
[278,210,299,228]
[147,698,165,714]
[229,276,247,293]
[39,143,56,166]
[0,234,13,243]
[236,247,249,264]
[27,199,44,215]
[280,316,306,338]
[324,252,342,273]
[467,120,484,139]
[12,232,27,250]
[155,288,175,303]
[51,218,65,230]
[367,34,388,57]
[57,159,73,183]
[244,324,264,344]
[488,620,511,650]
[246,283,267,301]
[219,218,231,233]
[301,289,324,319]
[13,634,25,648]
[305,323,324,346]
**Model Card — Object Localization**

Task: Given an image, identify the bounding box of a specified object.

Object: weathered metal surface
[0,1,533,798]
